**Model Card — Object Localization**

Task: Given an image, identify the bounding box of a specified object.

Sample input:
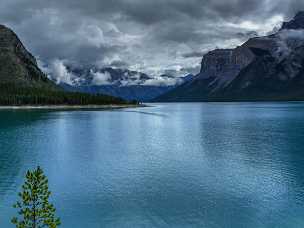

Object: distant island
[154,12,304,102]
[0,25,137,106]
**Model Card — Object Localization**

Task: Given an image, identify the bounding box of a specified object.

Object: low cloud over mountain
[1,0,304,83]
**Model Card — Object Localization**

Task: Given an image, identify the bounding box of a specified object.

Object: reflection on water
[0,111,49,197]
[1,103,304,227]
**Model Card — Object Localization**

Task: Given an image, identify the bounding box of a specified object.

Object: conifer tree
[12,166,61,228]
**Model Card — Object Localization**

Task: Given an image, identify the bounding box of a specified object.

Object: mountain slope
[0,25,131,105]
[62,83,175,102]
[155,12,304,102]
[0,25,57,89]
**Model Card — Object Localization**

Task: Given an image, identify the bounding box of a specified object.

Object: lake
[1,103,304,227]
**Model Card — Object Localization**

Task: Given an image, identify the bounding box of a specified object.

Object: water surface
[1,103,304,227]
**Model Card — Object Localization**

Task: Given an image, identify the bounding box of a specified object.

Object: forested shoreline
[0,83,137,106]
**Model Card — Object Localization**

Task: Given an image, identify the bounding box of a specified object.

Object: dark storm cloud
[109,60,129,68]
[182,51,206,58]
[0,0,303,80]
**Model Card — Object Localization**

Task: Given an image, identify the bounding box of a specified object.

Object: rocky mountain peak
[295,11,304,19]
[0,24,37,65]
[0,24,16,46]
[155,11,304,102]
[281,11,304,30]
[0,24,53,86]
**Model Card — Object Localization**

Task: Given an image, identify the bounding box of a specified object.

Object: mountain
[57,66,193,102]
[281,11,304,30]
[155,12,304,102]
[62,83,175,102]
[0,25,56,89]
[0,25,131,105]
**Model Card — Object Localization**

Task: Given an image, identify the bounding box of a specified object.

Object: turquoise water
[1,103,304,227]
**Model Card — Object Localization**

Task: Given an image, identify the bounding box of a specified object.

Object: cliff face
[155,12,304,102]
[197,35,280,89]
[198,47,253,88]
[0,25,55,88]
[281,12,304,30]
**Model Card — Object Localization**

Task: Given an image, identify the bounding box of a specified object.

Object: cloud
[91,71,112,85]
[275,29,304,58]
[109,60,129,68]
[235,31,259,39]
[78,24,105,48]
[0,0,304,80]
[182,51,206,58]
[142,76,183,87]
[48,59,76,85]
[279,29,304,40]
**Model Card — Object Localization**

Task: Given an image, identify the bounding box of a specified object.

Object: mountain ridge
[0,24,56,88]
[0,25,132,105]
[55,65,193,101]
[154,12,304,102]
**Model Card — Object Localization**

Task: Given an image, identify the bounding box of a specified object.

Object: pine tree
[12,166,61,228]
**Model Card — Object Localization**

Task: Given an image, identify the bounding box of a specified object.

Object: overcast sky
[1,0,304,77]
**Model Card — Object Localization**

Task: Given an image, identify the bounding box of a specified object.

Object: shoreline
[0,104,147,110]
